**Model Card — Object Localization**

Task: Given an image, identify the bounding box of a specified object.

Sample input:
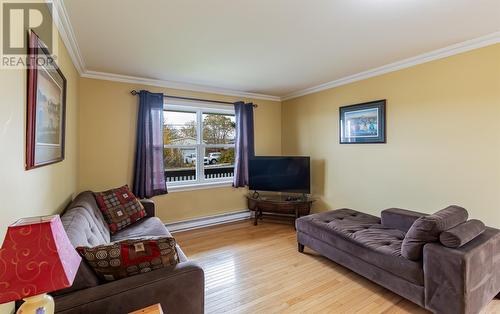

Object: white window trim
[164,100,235,191]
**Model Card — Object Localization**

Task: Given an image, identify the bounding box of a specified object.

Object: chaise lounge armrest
[140,199,156,217]
[381,208,426,232]
[423,228,500,314]
[53,261,204,314]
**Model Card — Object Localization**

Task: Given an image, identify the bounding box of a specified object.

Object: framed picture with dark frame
[26,30,67,170]
[339,99,386,144]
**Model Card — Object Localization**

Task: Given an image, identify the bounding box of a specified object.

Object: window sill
[167,180,234,193]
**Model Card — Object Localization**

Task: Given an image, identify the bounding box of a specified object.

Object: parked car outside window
[208,152,221,164]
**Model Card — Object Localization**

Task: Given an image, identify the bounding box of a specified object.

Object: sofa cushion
[111,217,171,241]
[61,191,111,247]
[94,185,147,234]
[401,205,468,260]
[58,191,111,294]
[77,237,179,281]
[439,219,485,248]
[296,209,424,285]
[110,217,189,262]
[62,205,109,248]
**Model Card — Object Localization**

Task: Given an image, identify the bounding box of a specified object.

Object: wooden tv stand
[246,193,314,228]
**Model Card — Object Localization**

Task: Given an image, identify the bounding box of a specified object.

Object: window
[163,101,235,189]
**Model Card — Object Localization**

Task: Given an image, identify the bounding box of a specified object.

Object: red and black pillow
[94,185,146,234]
[77,237,179,281]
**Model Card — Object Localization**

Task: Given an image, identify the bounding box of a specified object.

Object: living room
[0,1,499,313]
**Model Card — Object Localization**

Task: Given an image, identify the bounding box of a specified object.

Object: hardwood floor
[174,220,500,314]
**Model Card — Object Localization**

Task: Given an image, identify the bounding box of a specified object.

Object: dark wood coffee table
[246,194,313,228]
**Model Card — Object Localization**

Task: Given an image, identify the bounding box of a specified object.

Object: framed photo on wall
[26,30,67,170]
[339,100,386,144]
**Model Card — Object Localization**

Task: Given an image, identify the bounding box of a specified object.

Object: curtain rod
[130,90,257,107]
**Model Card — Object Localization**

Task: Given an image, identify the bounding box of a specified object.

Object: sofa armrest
[140,199,155,217]
[423,228,500,314]
[53,261,204,314]
[381,208,426,232]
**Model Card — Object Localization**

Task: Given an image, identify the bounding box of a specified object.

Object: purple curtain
[233,102,255,188]
[133,90,168,198]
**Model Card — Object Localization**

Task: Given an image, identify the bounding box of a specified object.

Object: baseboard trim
[166,210,251,233]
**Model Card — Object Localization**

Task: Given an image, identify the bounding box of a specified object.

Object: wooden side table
[246,194,313,228]
[129,303,164,314]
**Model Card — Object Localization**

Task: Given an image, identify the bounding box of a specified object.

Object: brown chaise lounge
[296,206,500,314]
[51,191,205,314]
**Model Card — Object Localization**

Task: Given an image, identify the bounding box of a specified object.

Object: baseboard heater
[166,210,251,233]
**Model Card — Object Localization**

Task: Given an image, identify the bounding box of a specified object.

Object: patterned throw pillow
[94,185,147,234]
[77,237,179,281]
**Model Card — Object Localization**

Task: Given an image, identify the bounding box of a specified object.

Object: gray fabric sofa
[296,207,500,314]
[52,191,204,314]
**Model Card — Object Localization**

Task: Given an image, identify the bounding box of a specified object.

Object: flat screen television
[248,156,310,194]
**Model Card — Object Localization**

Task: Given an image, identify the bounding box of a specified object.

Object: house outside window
[163,100,235,191]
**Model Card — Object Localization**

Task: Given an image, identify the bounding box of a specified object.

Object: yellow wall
[78,78,282,222]
[282,44,500,227]
[0,35,79,313]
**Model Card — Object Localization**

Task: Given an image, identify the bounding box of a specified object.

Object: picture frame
[339,100,386,144]
[26,30,67,170]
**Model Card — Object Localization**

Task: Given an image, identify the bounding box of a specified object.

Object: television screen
[248,156,310,194]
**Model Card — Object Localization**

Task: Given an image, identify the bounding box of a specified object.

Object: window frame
[163,99,236,191]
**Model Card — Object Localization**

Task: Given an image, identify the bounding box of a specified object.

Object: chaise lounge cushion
[296,209,424,285]
[401,205,468,260]
[439,219,485,248]
[381,208,426,233]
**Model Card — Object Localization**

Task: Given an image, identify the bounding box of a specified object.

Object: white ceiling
[62,0,500,98]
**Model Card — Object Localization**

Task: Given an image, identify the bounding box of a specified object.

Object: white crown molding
[51,0,85,74]
[81,70,282,101]
[281,31,500,101]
